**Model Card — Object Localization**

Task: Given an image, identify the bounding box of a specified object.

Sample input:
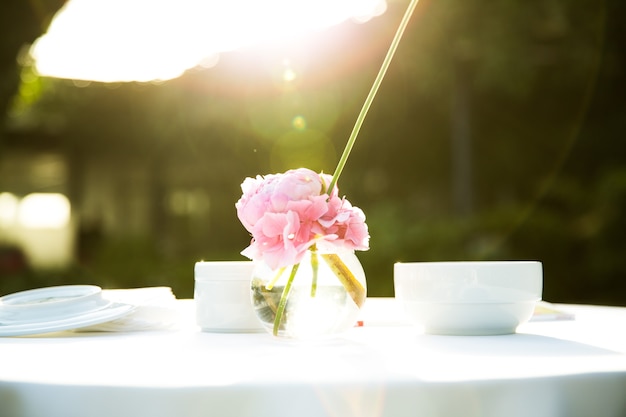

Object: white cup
[194,261,264,332]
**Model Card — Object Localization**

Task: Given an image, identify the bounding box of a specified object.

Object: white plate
[0,303,136,337]
[0,285,110,324]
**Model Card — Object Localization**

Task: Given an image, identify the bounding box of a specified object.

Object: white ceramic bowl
[394,261,543,335]
[194,261,264,333]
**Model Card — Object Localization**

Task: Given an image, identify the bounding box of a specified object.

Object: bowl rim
[394,260,542,266]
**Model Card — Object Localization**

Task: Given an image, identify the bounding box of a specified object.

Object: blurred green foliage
[1,0,625,305]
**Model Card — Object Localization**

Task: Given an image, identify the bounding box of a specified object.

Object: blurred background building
[1,0,625,304]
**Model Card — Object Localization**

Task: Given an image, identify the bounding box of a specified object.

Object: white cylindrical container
[194,261,264,332]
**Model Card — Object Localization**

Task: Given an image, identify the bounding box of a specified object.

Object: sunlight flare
[30,0,387,83]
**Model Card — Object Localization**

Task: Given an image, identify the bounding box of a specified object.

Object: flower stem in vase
[320,253,366,308]
[273,263,300,336]
[265,267,286,290]
[310,250,319,297]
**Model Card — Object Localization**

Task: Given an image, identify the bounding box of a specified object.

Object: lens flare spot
[283,68,297,82]
[292,115,307,131]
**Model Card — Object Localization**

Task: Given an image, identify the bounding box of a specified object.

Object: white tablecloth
[1,299,625,417]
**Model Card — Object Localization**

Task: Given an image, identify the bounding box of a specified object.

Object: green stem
[265,266,286,290]
[328,0,420,192]
[310,249,319,297]
[321,253,366,308]
[273,263,300,336]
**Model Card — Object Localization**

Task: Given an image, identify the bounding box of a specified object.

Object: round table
[1,299,625,417]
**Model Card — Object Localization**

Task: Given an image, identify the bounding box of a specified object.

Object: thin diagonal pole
[328,0,420,192]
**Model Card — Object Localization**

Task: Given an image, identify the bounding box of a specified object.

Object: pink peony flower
[236,168,369,269]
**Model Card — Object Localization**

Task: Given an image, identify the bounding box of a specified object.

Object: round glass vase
[250,249,367,339]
